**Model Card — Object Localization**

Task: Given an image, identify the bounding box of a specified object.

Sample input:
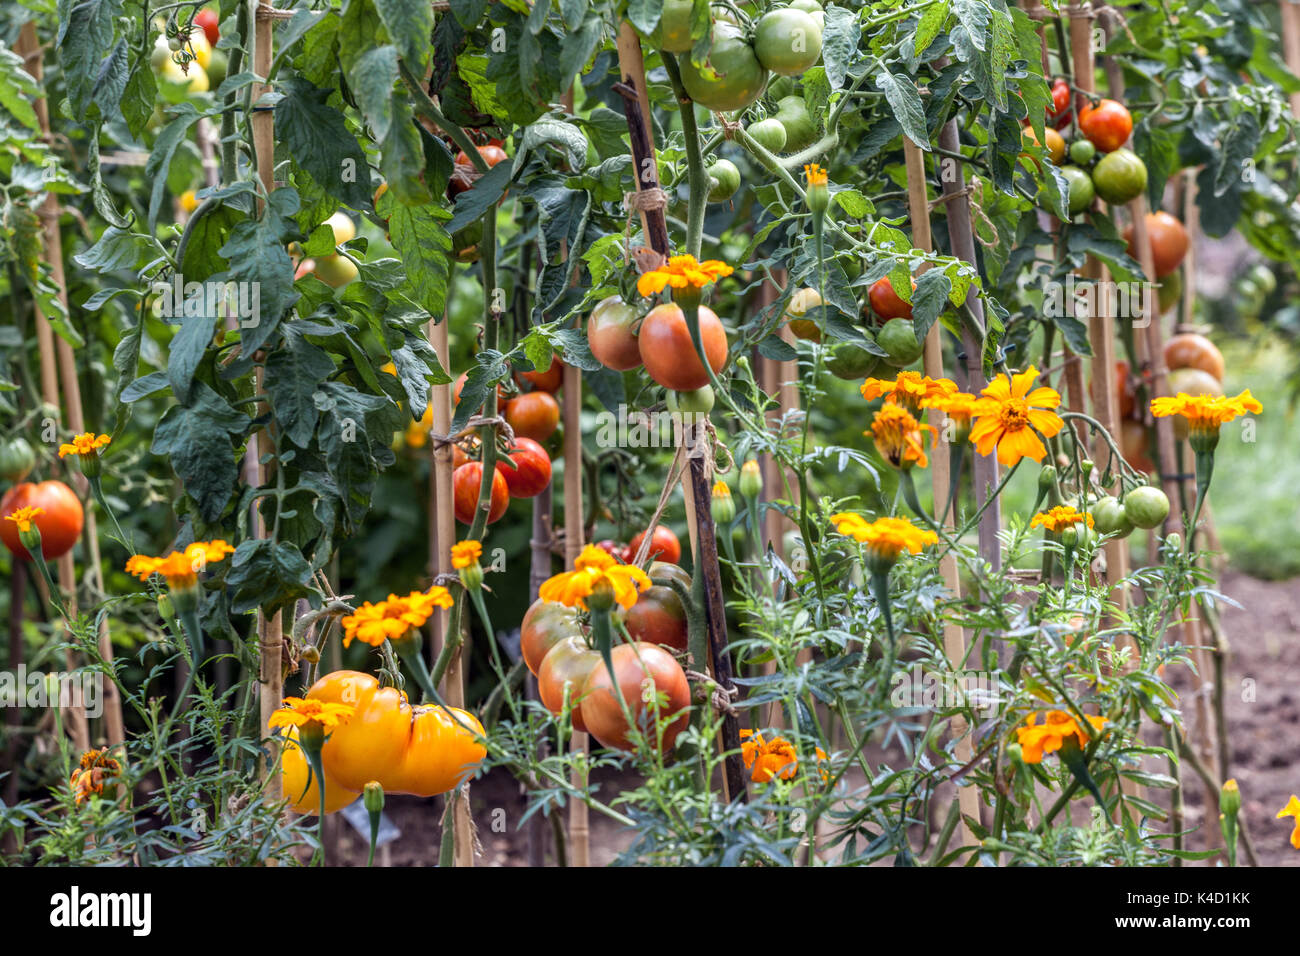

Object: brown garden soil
[333,569,1298,867]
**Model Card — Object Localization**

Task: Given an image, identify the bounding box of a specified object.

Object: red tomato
[1120,420,1154,473]
[1050,78,1070,118]
[194,9,220,45]
[452,372,506,409]
[537,636,602,731]
[517,355,563,393]
[1123,211,1189,279]
[453,462,509,524]
[579,643,692,753]
[622,562,691,652]
[637,303,728,392]
[587,296,643,371]
[595,539,630,562]
[1,480,84,560]
[1078,99,1133,153]
[504,390,560,443]
[494,436,551,498]
[629,525,681,565]
[455,144,508,169]
[1116,360,1135,420]
[521,599,582,675]
[868,277,913,321]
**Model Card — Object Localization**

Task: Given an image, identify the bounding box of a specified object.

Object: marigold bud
[300,645,321,664]
[363,780,385,814]
[711,480,735,525]
[1220,778,1241,816]
[739,459,762,499]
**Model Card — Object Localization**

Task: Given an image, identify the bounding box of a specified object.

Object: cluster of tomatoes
[0,437,84,562]
[290,210,361,288]
[282,669,487,814]
[521,554,693,754]
[781,275,925,382]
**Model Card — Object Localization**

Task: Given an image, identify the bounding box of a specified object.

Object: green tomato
[825,341,882,381]
[1090,495,1133,538]
[788,0,825,27]
[1123,486,1170,530]
[1157,269,1182,314]
[205,49,228,90]
[753,9,823,77]
[666,385,715,415]
[1068,138,1096,165]
[1248,262,1277,295]
[747,117,788,152]
[1060,165,1095,215]
[680,24,769,113]
[877,318,923,368]
[1091,147,1148,205]
[648,0,696,53]
[0,436,36,482]
[774,94,817,151]
[766,75,797,102]
[706,158,741,203]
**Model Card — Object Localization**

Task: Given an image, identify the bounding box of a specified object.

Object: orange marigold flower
[451,540,483,569]
[803,163,828,187]
[69,748,122,805]
[1030,505,1095,534]
[861,371,958,416]
[1015,709,1107,764]
[830,513,938,564]
[58,432,111,458]
[340,587,454,648]
[869,404,937,470]
[740,729,829,783]
[124,540,236,590]
[538,543,651,611]
[922,390,980,435]
[4,506,45,533]
[635,254,733,298]
[268,696,356,733]
[1278,795,1300,850]
[1150,390,1262,433]
[968,366,1064,466]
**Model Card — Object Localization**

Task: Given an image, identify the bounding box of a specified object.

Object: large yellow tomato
[280,727,360,815]
[385,706,487,798]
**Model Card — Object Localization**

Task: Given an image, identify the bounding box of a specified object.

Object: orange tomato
[0,480,84,560]
[504,390,560,443]
[280,726,360,815]
[384,705,486,797]
[579,642,691,754]
[1078,99,1133,153]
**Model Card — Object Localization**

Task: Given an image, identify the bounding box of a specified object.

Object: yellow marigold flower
[635,254,733,298]
[4,506,45,533]
[1278,795,1300,850]
[830,513,938,564]
[58,432,111,458]
[740,729,829,783]
[268,696,356,733]
[451,540,483,569]
[861,371,958,416]
[869,404,936,470]
[124,540,236,590]
[803,163,828,187]
[1015,710,1107,764]
[1150,390,1262,433]
[1030,505,1095,533]
[538,543,651,611]
[922,390,980,438]
[968,366,1064,466]
[340,588,454,648]
[69,748,122,805]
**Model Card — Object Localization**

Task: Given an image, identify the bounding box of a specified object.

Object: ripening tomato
[495,436,552,498]
[1078,99,1133,153]
[0,480,84,560]
[504,390,560,443]
[638,302,728,392]
[1163,332,1224,381]
[384,705,486,797]
[517,355,563,393]
[1115,360,1135,420]
[579,643,692,753]
[453,461,510,524]
[629,525,681,564]
[1120,420,1154,473]
[538,636,602,731]
[868,276,914,321]
[521,599,583,675]
[784,287,824,342]
[455,144,508,169]
[588,296,643,371]
[1050,78,1071,119]
[194,9,220,45]
[1123,211,1189,279]
[595,539,631,562]
[452,372,506,409]
[309,672,412,792]
[280,727,359,815]
[622,562,691,652]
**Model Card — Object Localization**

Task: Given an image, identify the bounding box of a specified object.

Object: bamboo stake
[903,139,980,848]
[527,483,553,867]
[1282,1,1300,118]
[16,23,91,754]
[562,360,589,866]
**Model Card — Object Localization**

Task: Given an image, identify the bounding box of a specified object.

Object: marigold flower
[861,371,958,417]
[1278,795,1300,850]
[922,390,980,440]
[968,366,1064,466]
[538,543,651,611]
[57,432,111,459]
[803,163,828,188]
[1151,390,1262,452]
[69,748,122,805]
[1015,709,1107,764]
[830,513,938,565]
[451,540,483,570]
[1030,505,1095,534]
[268,696,356,733]
[4,506,45,534]
[635,254,734,298]
[740,729,829,783]
[869,404,937,470]
[124,540,236,590]
[340,587,455,648]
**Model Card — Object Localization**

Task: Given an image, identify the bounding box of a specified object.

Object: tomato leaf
[821,5,860,91]
[227,539,316,615]
[876,71,929,149]
[151,383,248,523]
[58,0,123,117]
[265,325,338,448]
[373,0,434,73]
[274,76,371,211]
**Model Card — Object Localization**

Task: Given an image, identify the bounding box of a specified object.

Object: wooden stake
[1282,1,1300,118]
[561,360,590,866]
[903,139,980,848]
